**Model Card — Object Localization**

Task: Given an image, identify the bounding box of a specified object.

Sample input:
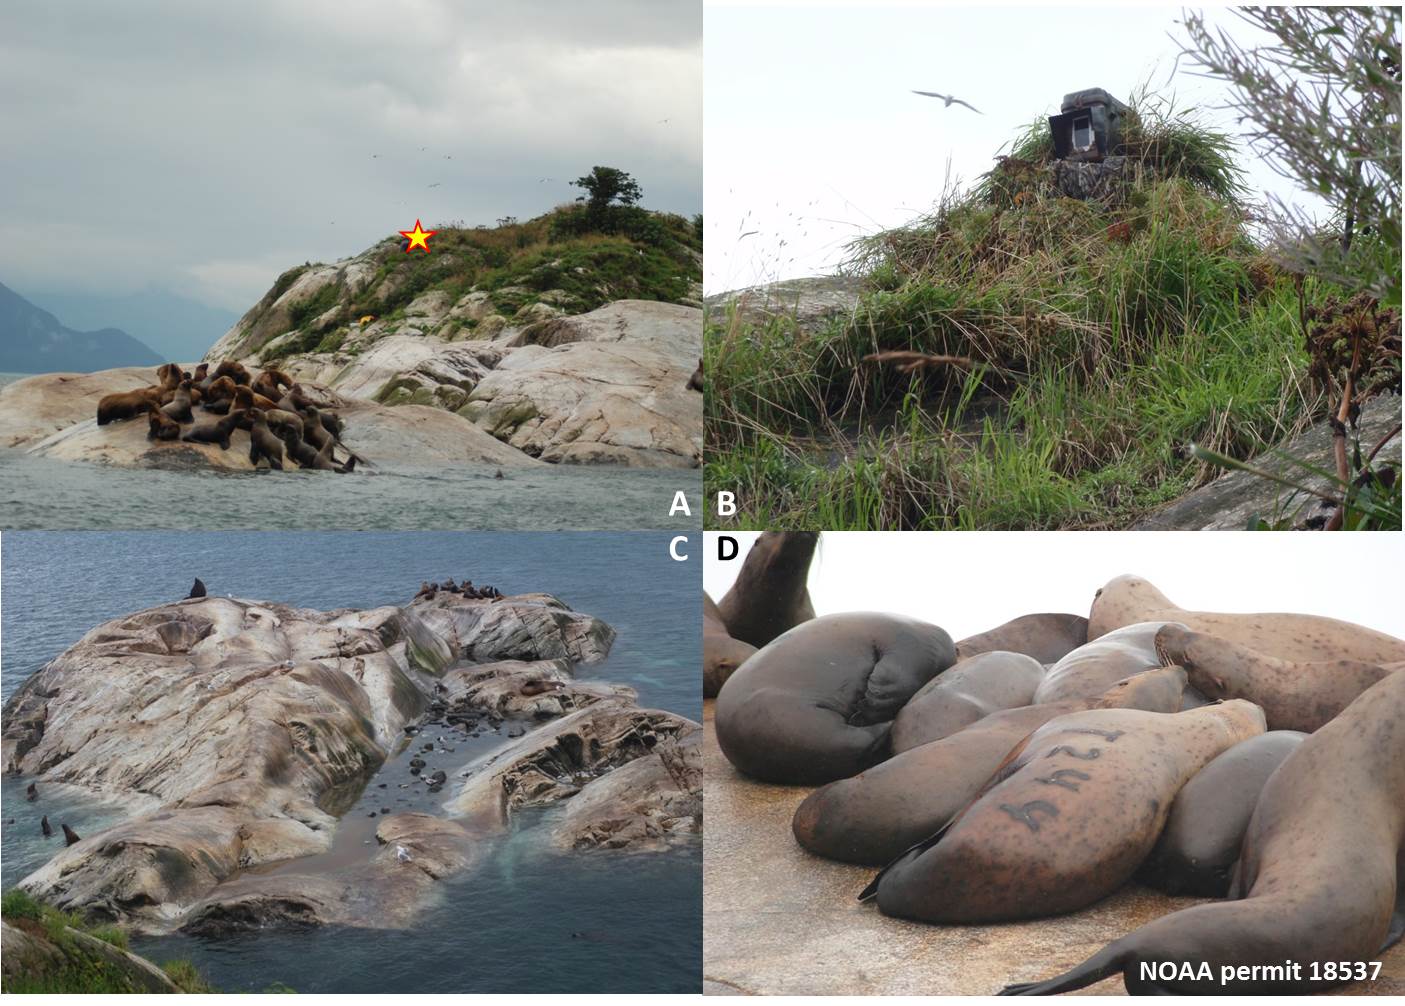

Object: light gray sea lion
[954,613,1089,665]
[715,612,955,785]
[1155,623,1405,732]
[716,531,818,649]
[866,700,1265,923]
[1001,670,1405,994]
[793,666,1188,865]
[1139,729,1307,897]
[1033,621,1188,705]
[891,650,1046,753]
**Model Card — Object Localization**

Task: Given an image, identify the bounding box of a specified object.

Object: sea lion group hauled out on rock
[415,577,505,601]
[707,551,1405,994]
[93,361,358,473]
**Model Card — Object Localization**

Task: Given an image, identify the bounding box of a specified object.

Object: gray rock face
[551,725,702,852]
[3,587,695,934]
[1136,393,1402,530]
[457,300,704,467]
[705,275,864,333]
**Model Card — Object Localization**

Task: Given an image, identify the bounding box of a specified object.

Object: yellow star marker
[399,218,436,253]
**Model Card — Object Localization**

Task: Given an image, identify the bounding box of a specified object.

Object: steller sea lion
[1000,669,1405,994]
[26,782,37,801]
[156,362,183,391]
[793,666,1189,866]
[160,380,195,422]
[247,410,285,470]
[1089,574,1405,665]
[62,823,81,846]
[717,531,818,649]
[867,699,1266,924]
[1139,729,1307,897]
[1154,623,1404,732]
[1033,621,1189,705]
[192,362,209,386]
[96,389,160,425]
[519,680,565,697]
[213,359,251,385]
[182,408,247,451]
[704,592,757,698]
[187,578,207,599]
[688,358,703,391]
[890,650,1046,753]
[262,407,304,442]
[715,612,955,785]
[252,368,294,401]
[954,612,1089,665]
[40,814,51,837]
[147,409,181,441]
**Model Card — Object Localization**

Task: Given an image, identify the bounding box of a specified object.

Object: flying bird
[428,182,441,188]
[912,90,982,114]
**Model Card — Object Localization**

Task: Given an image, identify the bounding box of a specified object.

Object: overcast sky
[0,0,701,314]
[704,532,1405,640]
[704,2,1334,294]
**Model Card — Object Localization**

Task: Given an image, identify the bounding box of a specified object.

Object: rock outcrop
[1,918,180,993]
[1135,393,1402,530]
[3,588,698,934]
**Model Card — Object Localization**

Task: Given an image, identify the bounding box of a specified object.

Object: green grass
[257,204,700,363]
[703,94,1359,529]
[1,887,219,994]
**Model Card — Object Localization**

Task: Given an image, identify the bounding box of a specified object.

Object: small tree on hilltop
[571,167,643,212]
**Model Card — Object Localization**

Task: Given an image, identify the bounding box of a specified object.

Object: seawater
[0,372,701,531]
[0,531,702,993]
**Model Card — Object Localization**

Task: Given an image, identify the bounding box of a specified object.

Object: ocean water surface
[0,531,702,993]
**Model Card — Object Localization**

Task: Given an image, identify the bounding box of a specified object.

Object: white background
[704,1,1332,294]
[704,531,1405,641]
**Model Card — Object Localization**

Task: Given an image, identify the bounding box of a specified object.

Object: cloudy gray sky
[0,0,701,328]
[704,3,1334,293]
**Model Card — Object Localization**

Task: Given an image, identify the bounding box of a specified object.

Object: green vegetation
[704,93,1400,530]
[1,887,216,994]
[257,192,701,365]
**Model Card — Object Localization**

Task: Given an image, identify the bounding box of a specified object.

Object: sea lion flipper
[858,819,955,902]
[996,946,1126,995]
[1381,892,1405,953]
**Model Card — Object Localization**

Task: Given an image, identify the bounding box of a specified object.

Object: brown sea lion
[160,380,195,422]
[252,368,294,401]
[213,359,251,385]
[192,362,209,386]
[688,358,703,391]
[201,376,238,412]
[156,362,183,390]
[1089,574,1405,664]
[716,531,818,649]
[794,666,1189,865]
[146,409,181,441]
[262,407,304,442]
[247,409,285,470]
[715,612,956,785]
[280,428,320,469]
[1033,621,1187,705]
[954,612,1089,665]
[890,650,1046,753]
[233,385,280,413]
[1139,729,1307,897]
[62,823,81,846]
[704,592,757,698]
[96,389,160,425]
[867,699,1266,924]
[1000,670,1405,994]
[520,680,565,697]
[1154,624,1404,732]
[182,408,247,450]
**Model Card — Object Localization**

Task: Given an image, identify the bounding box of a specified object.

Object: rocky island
[1,207,703,473]
[2,584,701,936]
